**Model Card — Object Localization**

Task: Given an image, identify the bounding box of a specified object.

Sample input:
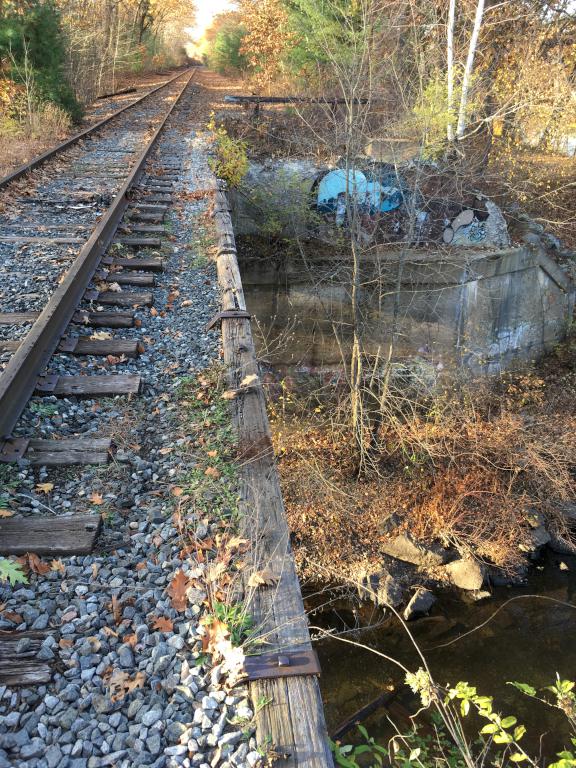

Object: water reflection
[311,552,576,758]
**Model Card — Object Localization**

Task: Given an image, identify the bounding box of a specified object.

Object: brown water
[309,551,576,758]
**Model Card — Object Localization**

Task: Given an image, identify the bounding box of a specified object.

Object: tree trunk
[447,0,456,142]
[456,0,485,139]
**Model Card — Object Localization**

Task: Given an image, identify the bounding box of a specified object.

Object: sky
[190,0,235,42]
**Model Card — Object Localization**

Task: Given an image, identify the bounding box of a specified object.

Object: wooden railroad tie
[95,270,155,287]
[26,437,113,466]
[73,310,134,328]
[113,237,162,249]
[128,212,165,223]
[0,631,58,687]
[85,289,153,307]
[120,224,165,234]
[0,312,40,324]
[35,374,141,397]
[102,255,164,271]
[0,513,102,556]
[57,336,140,358]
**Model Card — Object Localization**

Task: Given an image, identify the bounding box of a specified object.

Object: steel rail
[0,68,192,190]
[0,70,195,439]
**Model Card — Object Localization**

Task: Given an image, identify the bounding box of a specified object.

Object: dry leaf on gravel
[200,617,230,655]
[90,492,104,505]
[171,486,184,497]
[247,568,278,588]
[104,669,146,702]
[152,616,174,633]
[35,482,54,494]
[51,559,66,574]
[0,509,14,518]
[204,466,221,480]
[3,611,24,625]
[167,569,189,612]
[111,595,122,625]
[19,552,51,575]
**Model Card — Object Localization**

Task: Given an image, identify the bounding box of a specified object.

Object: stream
[310,551,576,757]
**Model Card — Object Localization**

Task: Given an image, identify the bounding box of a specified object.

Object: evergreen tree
[0,0,81,120]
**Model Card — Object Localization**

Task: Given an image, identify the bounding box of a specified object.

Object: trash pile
[313,164,511,248]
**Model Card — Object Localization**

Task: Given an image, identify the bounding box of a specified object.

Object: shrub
[207,112,249,188]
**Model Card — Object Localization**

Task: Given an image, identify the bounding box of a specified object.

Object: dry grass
[272,342,576,583]
[0,102,71,177]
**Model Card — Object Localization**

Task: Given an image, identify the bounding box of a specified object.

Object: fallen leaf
[150,307,159,317]
[90,492,104,505]
[158,447,173,455]
[90,331,112,340]
[181,299,193,307]
[171,486,184,497]
[200,617,230,654]
[104,669,146,702]
[59,638,73,649]
[123,633,137,647]
[247,568,278,588]
[226,536,249,552]
[106,355,122,365]
[167,569,189,612]
[51,559,66,574]
[102,626,118,638]
[111,595,122,625]
[221,390,237,400]
[0,509,14,518]
[20,552,51,575]
[207,561,227,582]
[207,450,218,458]
[35,482,54,494]
[2,611,24,624]
[135,561,147,571]
[204,466,221,480]
[107,282,122,292]
[240,374,259,388]
[152,616,174,633]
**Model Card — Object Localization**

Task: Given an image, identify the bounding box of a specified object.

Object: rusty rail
[0,71,194,439]
[0,68,192,190]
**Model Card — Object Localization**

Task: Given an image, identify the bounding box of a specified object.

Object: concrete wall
[238,242,575,375]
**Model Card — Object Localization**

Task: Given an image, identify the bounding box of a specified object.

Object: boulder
[356,567,405,608]
[519,525,551,557]
[376,572,405,609]
[382,533,449,568]
[403,588,436,621]
[444,558,485,591]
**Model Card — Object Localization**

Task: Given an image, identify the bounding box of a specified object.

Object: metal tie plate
[244,649,321,681]
[206,310,251,332]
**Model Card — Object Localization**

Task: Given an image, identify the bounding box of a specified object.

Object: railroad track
[0,68,195,464]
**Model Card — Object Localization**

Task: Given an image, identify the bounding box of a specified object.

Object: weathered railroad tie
[209,180,334,767]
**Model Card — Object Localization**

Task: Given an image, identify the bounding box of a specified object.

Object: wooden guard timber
[211,180,333,767]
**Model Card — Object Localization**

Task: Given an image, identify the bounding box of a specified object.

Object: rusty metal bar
[0,71,194,439]
[0,68,192,190]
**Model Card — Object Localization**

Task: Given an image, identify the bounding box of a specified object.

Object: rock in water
[444,558,485,591]
[403,588,436,620]
[382,533,449,568]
